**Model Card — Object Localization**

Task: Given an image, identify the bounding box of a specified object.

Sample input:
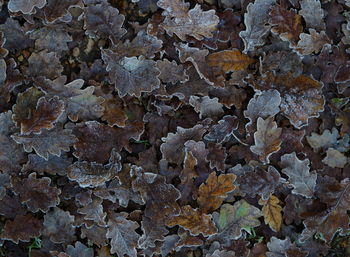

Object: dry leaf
[259,195,283,232]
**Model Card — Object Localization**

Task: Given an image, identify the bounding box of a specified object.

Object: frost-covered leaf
[259,195,282,232]
[35,76,104,122]
[306,127,349,152]
[238,166,281,200]
[204,115,238,143]
[280,152,317,198]
[12,126,77,160]
[158,0,219,41]
[66,242,94,257]
[207,49,255,73]
[73,121,143,163]
[161,124,205,164]
[0,214,43,243]
[106,212,139,257]
[239,0,276,53]
[0,111,26,173]
[269,4,303,45]
[67,150,121,187]
[84,2,126,44]
[206,142,226,172]
[102,49,160,97]
[295,29,331,55]
[244,90,281,128]
[156,59,188,85]
[211,201,262,245]
[27,51,63,79]
[189,96,224,119]
[8,0,46,14]
[250,116,282,164]
[77,197,106,227]
[197,172,236,213]
[266,237,292,257]
[42,0,83,23]
[132,171,181,223]
[42,207,76,244]
[167,205,217,236]
[322,148,348,168]
[299,0,325,31]
[138,216,168,249]
[300,179,350,242]
[20,96,64,134]
[12,172,61,213]
[22,153,71,176]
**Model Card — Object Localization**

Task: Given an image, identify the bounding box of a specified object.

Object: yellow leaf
[207,49,255,72]
[259,195,282,232]
[197,172,236,213]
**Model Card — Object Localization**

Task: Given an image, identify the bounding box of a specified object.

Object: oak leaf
[189,96,224,119]
[8,0,46,14]
[299,0,325,31]
[250,116,282,164]
[295,29,331,56]
[167,205,217,236]
[207,50,254,73]
[259,195,283,232]
[197,172,236,213]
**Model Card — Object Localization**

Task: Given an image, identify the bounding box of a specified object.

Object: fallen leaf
[207,49,254,73]
[259,195,283,232]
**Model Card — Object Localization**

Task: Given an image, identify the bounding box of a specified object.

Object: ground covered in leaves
[0,0,349,256]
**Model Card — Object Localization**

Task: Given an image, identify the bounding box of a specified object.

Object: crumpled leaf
[259,195,282,232]
[197,172,236,213]
[299,0,325,31]
[211,201,262,245]
[269,4,303,45]
[207,49,254,73]
[157,0,219,41]
[8,0,46,14]
[20,96,64,134]
[77,197,106,227]
[300,179,350,242]
[42,207,76,244]
[237,166,282,200]
[280,152,317,198]
[12,172,61,213]
[12,126,77,160]
[244,90,281,128]
[295,29,331,56]
[35,76,104,122]
[84,2,126,44]
[161,124,205,164]
[106,212,139,257]
[239,0,276,53]
[322,148,348,168]
[0,214,43,243]
[66,242,94,257]
[138,216,169,249]
[67,149,121,188]
[204,115,238,143]
[167,205,217,236]
[189,96,223,119]
[0,111,26,173]
[102,49,160,97]
[250,116,282,164]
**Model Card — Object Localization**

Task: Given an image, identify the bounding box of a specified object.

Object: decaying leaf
[197,172,236,213]
[167,205,217,236]
[259,195,283,232]
[250,116,282,164]
[189,96,224,119]
[295,29,331,56]
[106,212,139,257]
[280,152,317,198]
[158,0,219,41]
[207,50,254,73]
[204,115,238,143]
[66,242,94,257]
[156,59,188,85]
[306,127,349,152]
[299,0,325,31]
[8,0,46,14]
[322,148,348,168]
[27,51,63,80]
[211,201,262,245]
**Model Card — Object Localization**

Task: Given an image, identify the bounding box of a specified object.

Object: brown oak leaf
[167,205,217,236]
[207,49,254,73]
[259,195,283,232]
[197,172,236,213]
